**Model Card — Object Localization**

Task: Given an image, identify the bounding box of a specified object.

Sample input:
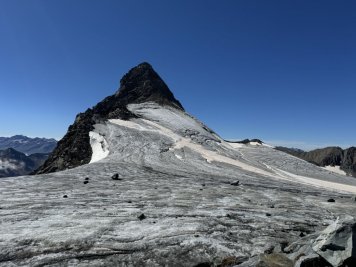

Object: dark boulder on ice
[230,180,240,186]
[111,173,121,180]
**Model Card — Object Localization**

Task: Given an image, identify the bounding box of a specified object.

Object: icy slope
[88,102,356,194]
[1,126,356,266]
[1,104,356,265]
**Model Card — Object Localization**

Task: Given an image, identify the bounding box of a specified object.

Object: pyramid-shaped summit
[116,62,184,110]
[35,62,184,174]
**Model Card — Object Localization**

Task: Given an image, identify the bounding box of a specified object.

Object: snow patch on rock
[323,165,347,176]
[249,141,262,146]
[89,131,109,163]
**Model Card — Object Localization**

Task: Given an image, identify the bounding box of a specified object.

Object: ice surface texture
[1,102,356,266]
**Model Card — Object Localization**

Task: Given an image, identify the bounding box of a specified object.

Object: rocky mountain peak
[115,62,184,110]
[35,62,184,174]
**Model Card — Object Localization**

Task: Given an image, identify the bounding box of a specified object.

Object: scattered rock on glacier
[327,198,336,202]
[138,213,146,220]
[111,173,121,180]
[230,180,240,186]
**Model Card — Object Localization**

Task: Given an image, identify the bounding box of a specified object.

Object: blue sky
[0,0,355,150]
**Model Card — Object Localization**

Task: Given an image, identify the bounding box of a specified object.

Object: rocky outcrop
[239,216,356,267]
[115,62,184,110]
[234,138,263,145]
[35,62,184,174]
[276,146,356,177]
[294,216,356,267]
[303,147,344,167]
[312,216,356,267]
[343,147,356,178]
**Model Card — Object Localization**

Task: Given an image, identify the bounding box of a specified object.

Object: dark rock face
[226,138,263,145]
[343,147,356,178]
[299,255,332,267]
[304,147,344,167]
[111,173,121,180]
[0,135,57,154]
[276,146,356,178]
[115,62,184,110]
[35,62,183,174]
[34,109,97,174]
[0,148,49,178]
[230,180,240,186]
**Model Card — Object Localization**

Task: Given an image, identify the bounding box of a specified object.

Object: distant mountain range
[0,135,57,178]
[0,148,50,178]
[0,135,57,155]
[276,146,356,177]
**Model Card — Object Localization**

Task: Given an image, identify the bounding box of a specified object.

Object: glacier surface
[0,102,355,266]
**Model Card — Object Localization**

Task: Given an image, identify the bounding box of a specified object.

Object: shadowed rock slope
[35,62,183,174]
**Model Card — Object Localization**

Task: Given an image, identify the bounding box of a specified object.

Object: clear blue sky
[0,0,355,150]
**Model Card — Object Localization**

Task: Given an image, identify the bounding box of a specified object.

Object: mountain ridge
[276,146,356,177]
[0,135,57,155]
